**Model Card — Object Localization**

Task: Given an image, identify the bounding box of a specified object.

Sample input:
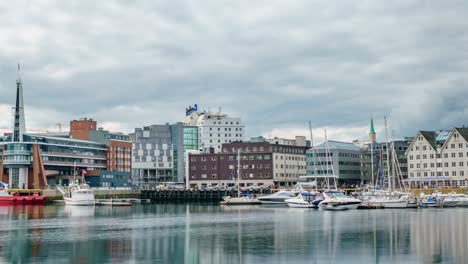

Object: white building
[406,128,468,188]
[184,109,244,153]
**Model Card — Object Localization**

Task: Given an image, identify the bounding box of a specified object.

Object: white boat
[319,190,361,211]
[419,193,440,207]
[258,190,297,204]
[360,190,411,209]
[286,192,322,208]
[221,195,261,205]
[64,183,95,206]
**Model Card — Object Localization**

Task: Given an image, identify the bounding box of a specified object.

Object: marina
[1,203,468,263]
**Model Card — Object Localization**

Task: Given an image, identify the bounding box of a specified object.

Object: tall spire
[369,117,376,142]
[12,63,26,142]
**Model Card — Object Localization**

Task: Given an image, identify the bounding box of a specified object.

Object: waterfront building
[184,107,244,153]
[132,122,199,188]
[306,141,362,185]
[89,128,132,188]
[171,123,198,183]
[406,128,468,188]
[188,141,307,188]
[70,118,97,140]
[132,124,174,188]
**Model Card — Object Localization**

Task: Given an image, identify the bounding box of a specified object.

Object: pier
[141,189,275,202]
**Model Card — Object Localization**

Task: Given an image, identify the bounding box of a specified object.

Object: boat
[0,182,46,205]
[258,190,297,204]
[64,183,95,206]
[319,190,362,211]
[419,193,440,207]
[95,199,132,206]
[221,149,260,206]
[221,194,261,205]
[286,192,322,208]
[62,164,95,206]
[360,190,410,209]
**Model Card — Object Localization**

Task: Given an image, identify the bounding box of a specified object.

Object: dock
[141,189,275,202]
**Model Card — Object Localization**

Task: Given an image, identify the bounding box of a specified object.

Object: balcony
[3,160,31,165]
[42,151,106,160]
[3,150,32,155]
[43,160,107,168]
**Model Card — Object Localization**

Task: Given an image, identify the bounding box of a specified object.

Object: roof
[419,131,438,150]
[309,140,360,151]
[26,133,105,145]
[455,128,468,142]
[369,118,376,134]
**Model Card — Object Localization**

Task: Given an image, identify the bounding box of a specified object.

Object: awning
[403,176,457,182]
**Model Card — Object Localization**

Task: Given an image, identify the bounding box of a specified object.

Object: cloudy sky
[1,1,467,143]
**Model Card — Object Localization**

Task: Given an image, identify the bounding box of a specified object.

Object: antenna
[308,121,314,147]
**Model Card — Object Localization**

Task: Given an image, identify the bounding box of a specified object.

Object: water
[0,204,467,264]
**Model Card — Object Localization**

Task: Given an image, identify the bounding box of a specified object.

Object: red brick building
[188,141,308,188]
[70,118,97,140]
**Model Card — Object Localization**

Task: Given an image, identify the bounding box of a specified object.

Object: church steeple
[12,63,26,142]
[369,117,376,142]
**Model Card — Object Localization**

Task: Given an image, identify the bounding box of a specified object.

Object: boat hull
[221,196,261,205]
[0,196,45,205]
[64,198,95,206]
[287,202,317,208]
[366,200,408,209]
[320,202,361,211]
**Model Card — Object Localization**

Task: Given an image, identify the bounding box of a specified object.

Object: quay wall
[141,189,275,202]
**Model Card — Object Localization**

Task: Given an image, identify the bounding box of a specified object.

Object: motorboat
[286,192,322,208]
[0,181,45,205]
[220,194,261,205]
[419,193,440,207]
[319,190,361,211]
[258,190,297,204]
[63,183,95,206]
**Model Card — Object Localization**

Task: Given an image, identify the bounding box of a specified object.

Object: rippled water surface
[0,204,467,263]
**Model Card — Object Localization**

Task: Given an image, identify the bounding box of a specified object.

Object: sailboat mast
[73,161,76,184]
[237,148,241,198]
[384,117,390,192]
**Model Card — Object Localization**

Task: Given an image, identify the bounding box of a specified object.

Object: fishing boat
[258,190,297,204]
[319,190,362,211]
[62,165,95,206]
[286,192,322,208]
[95,199,132,206]
[221,149,260,206]
[0,182,45,205]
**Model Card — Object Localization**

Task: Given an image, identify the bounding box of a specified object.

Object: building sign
[186,104,198,116]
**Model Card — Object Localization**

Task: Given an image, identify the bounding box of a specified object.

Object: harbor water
[0,204,467,263]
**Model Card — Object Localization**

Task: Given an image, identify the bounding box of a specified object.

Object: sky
[1,1,467,143]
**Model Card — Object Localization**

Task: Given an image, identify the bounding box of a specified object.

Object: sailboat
[360,117,415,209]
[221,149,260,205]
[64,164,95,206]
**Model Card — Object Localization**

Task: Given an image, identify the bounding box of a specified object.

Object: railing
[3,150,32,155]
[3,160,31,165]
[42,151,106,160]
[43,161,107,167]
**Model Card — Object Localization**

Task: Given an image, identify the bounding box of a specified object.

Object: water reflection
[0,205,467,263]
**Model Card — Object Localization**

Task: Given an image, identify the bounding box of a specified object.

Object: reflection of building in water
[410,210,468,263]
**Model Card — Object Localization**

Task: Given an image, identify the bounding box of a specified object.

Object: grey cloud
[0,0,467,140]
